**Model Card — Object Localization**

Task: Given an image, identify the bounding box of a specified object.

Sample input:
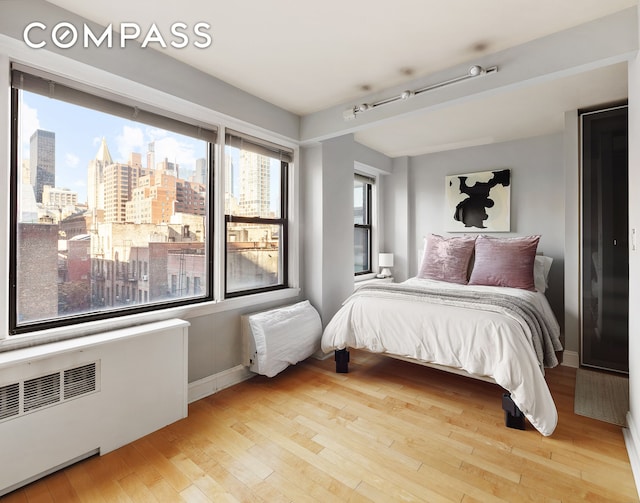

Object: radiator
[0,318,189,496]
[242,300,322,377]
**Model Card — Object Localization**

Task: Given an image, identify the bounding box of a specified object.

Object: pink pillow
[468,235,540,290]
[418,234,477,284]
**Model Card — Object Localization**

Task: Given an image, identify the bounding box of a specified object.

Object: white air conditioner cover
[247,300,321,377]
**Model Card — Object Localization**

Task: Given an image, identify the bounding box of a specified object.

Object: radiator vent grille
[24,373,61,412]
[0,361,99,423]
[0,383,19,420]
[64,363,97,400]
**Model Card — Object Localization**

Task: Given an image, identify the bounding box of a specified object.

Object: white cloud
[146,127,169,141]
[115,125,145,162]
[112,124,204,173]
[153,135,198,172]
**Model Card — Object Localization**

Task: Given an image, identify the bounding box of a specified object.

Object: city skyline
[19,91,207,203]
[18,90,281,214]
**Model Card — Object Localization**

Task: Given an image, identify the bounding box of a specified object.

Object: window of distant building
[224,130,291,297]
[354,174,374,275]
[9,66,215,334]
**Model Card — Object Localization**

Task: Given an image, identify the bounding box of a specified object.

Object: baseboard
[624,412,640,499]
[188,365,255,403]
[561,350,579,368]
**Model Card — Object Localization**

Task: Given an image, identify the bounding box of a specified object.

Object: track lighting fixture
[343,64,497,121]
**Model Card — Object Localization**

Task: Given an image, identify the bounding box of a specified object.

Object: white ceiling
[45,0,636,157]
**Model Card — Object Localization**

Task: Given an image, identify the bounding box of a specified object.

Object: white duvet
[321,277,563,436]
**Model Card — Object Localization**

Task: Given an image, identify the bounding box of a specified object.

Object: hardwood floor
[3,351,638,502]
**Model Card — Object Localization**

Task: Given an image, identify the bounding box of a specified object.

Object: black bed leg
[502,393,526,430]
[335,349,350,373]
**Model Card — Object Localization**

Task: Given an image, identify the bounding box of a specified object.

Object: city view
[14,90,283,327]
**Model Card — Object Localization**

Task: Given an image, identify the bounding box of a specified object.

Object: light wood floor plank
[115,473,159,503]
[43,472,79,503]
[190,473,240,503]
[3,351,638,502]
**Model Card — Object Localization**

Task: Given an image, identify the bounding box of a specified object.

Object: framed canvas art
[445,169,511,232]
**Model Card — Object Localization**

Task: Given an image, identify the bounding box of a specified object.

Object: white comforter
[321,277,563,436]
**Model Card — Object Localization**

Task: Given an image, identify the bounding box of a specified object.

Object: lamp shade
[379,253,394,267]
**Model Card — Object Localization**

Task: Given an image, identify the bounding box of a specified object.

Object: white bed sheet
[321,277,563,436]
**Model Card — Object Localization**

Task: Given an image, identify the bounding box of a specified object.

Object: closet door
[581,105,628,373]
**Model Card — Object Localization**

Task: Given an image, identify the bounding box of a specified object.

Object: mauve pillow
[468,235,540,290]
[418,234,477,284]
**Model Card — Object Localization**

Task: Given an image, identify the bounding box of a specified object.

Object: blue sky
[20,90,208,203]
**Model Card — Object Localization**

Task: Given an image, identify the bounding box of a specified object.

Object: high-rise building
[224,154,238,214]
[157,158,179,178]
[129,152,142,168]
[126,171,177,224]
[29,129,55,203]
[87,137,113,210]
[238,150,270,217]
[126,171,205,224]
[175,179,206,217]
[147,141,155,171]
[195,158,207,186]
[103,162,148,223]
[42,185,78,208]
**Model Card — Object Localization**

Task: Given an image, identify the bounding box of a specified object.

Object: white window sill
[0,287,301,352]
[355,272,377,282]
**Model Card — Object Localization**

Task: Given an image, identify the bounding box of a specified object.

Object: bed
[321,234,563,436]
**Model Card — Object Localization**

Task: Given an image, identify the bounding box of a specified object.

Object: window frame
[8,67,217,335]
[354,174,373,276]
[0,55,299,346]
[223,130,291,298]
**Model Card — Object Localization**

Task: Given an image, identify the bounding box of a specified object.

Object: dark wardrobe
[581,104,629,373]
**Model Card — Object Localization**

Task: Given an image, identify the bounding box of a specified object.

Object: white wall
[383,156,410,282]
[624,7,640,486]
[301,137,356,326]
[406,134,567,340]
[563,110,580,365]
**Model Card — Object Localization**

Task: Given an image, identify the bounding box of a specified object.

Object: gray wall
[405,134,567,343]
[383,156,410,282]
[301,137,398,326]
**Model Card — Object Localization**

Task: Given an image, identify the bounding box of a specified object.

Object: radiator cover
[0,318,189,496]
[242,300,322,377]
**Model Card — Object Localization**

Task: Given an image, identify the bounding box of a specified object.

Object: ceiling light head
[401,90,415,100]
[343,107,357,121]
[357,103,371,112]
[468,65,484,77]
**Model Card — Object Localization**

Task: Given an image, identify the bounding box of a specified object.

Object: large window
[354,174,373,275]
[224,130,291,296]
[10,66,216,334]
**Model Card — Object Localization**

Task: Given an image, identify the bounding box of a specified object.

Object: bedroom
[1,0,640,500]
